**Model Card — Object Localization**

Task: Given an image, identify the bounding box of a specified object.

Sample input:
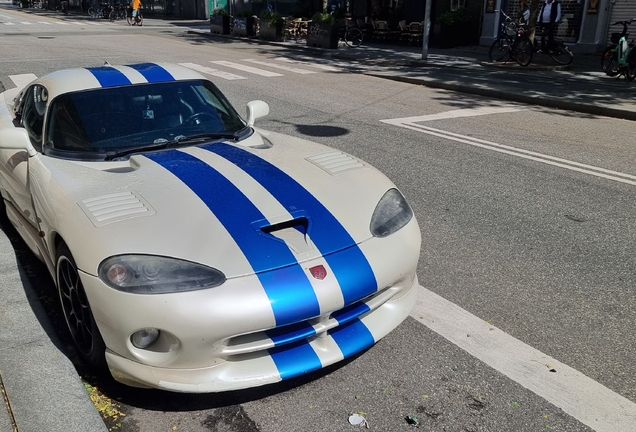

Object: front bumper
[103,275,418,393]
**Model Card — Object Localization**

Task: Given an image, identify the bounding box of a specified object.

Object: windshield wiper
[104,132,239,161]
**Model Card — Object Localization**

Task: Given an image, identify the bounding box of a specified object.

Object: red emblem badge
[309,265,327,280]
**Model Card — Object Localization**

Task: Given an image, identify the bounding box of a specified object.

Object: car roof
[34,63,208,101]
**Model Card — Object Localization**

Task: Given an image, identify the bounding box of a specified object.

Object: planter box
[439,22,478,48]
[210,15,231,35]
[231,16,256,37]
[306,22,339,49]
[260,20,283,41]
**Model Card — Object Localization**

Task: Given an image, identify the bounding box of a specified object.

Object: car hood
[42,130,397,278]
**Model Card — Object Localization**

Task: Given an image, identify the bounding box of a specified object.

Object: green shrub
[311,12,335,24]
[440,8,472,26]
[212,7,228,16]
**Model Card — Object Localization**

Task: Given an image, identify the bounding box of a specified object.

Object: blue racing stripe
[145,150,320,326]
[127,63,175,83]
[269,340,322,380]
[85,66,131,88]
[331,301,371,326]
[266,322,316,347]
[329,319,375,359]
[202,143,378,306]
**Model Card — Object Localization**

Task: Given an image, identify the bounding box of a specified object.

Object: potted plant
[259,11,284,41]
[232,9,256,37]
[307,12,339,49]
[210,7,231,35]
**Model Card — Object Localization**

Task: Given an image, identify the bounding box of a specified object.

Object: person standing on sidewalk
[536,0,562,53]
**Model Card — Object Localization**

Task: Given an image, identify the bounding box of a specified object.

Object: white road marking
[56,22,69,25]
[20,21,33,25]
[69,21,85,26]
[382,111,636,186]
[178,62,247,80]
[411,286,636,432]
[4,22,15,26]
[8,73,37,90]
[242,59,317,74]
[38,21,53,25]
[274,56,341,71]
[383,106,525,123]
[209,60,283,77]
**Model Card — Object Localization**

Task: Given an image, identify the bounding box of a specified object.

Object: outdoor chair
[408,21,423,45]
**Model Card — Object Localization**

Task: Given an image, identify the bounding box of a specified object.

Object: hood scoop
[78,191,156,227]
[258,216,314,255]
[306,151,365,175]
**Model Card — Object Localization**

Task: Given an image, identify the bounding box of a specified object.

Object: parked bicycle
[488,10,533,67]
[337,19,363,48]
[532,27,573,65]
[601,19,636,81]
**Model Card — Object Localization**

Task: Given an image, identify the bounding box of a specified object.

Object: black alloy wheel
[56,242,107,369]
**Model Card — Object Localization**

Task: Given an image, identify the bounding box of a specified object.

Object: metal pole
[422,0,432,59]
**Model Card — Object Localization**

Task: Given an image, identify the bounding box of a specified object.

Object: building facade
[136,0,626,52]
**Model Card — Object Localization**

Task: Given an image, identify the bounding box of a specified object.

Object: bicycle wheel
[549,42,573,65]
[137,13,143,26]
[601,47,619,76]
[489,37,511,63]
[514,35,533,67]
[127,14,135,25]
[87,6,96,17]
[345,27,363,47]
[627,51,636,82]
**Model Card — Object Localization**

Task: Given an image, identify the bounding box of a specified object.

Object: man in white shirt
[536,0,562,52]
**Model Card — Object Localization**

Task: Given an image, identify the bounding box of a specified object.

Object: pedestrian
[517,0,530,25]
[131,0,141,23]
[536,0,562,53]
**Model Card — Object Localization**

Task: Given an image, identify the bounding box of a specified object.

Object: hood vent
[78,191,156,227]
[259,217,314,255]
[306,151,365,175]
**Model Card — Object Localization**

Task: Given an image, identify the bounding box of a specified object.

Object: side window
[21,85,48,148]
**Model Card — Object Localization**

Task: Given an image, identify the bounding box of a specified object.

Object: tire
[489,37,510,63]
[345,27,363,47]
[137,14,143,26]
[127,14,134,25]
[601,47,619,76]
[627,57,636,82]
[550,42,573,65]
[514,35,533,67]
[87,6,96,17]
[56,242,107,370]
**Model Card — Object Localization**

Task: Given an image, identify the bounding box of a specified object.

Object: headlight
[98,255,226,294]
[369,188,413,238]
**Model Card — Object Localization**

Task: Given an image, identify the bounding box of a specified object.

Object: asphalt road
[1,4,635,431]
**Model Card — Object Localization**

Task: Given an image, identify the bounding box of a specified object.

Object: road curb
[365,72,636,122]
[0,226,107,432]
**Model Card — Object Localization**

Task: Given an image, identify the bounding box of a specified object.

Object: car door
[0,84,47,228]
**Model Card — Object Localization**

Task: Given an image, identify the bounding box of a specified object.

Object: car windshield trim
[104,130,248,161]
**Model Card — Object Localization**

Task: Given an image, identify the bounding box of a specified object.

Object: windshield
[44,79,246,160]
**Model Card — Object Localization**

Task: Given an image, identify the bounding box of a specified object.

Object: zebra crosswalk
[5,58,340,90]
[179,59,340,81]
[0,13,116,26]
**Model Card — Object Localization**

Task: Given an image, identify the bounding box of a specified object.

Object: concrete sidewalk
[0,224,107,432]
[1,9,635,432]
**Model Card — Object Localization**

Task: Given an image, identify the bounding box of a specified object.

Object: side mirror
[0,128,37,157]
[245,100,269,127]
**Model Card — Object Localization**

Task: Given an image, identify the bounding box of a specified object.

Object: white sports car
[0,63,420,393]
